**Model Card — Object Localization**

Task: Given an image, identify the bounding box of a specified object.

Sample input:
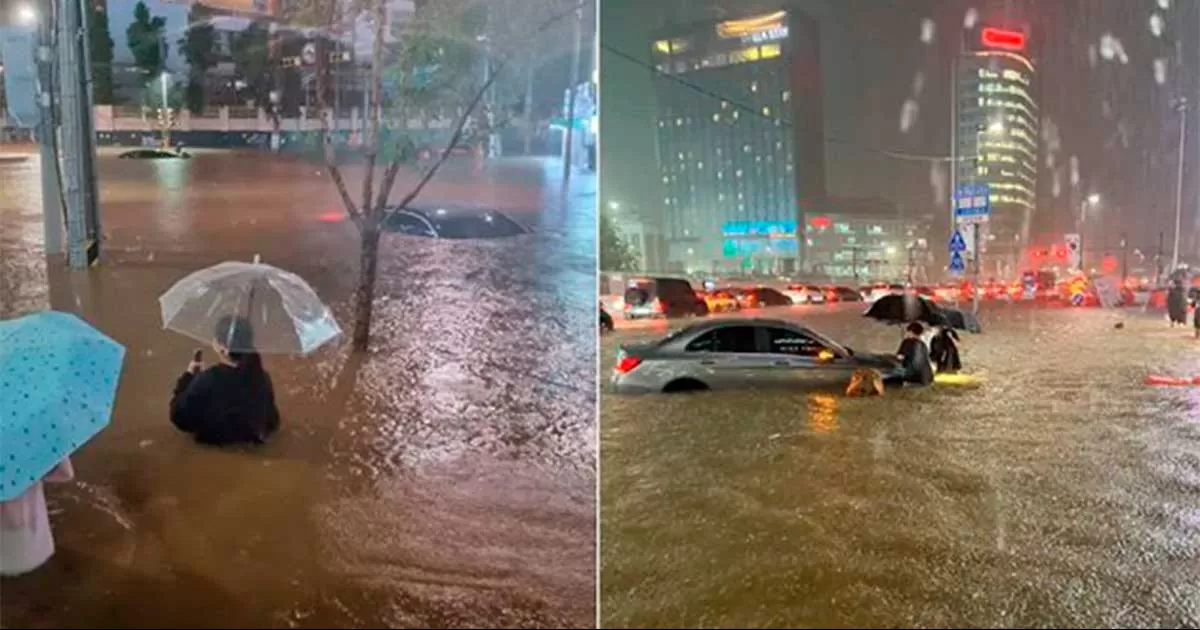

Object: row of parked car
[610,277,911,322]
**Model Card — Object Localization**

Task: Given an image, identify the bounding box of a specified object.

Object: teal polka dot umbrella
[0,311,125,501]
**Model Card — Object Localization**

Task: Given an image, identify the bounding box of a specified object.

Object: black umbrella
[863,294,948,327]
[940,307,982,333]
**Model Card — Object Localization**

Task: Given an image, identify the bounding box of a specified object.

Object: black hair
[215,315,265,377]
[906,322,925,336]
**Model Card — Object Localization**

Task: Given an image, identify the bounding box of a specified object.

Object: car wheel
[662,378,709,393]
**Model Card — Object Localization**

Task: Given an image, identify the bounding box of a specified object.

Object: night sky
[601,0,1200,259]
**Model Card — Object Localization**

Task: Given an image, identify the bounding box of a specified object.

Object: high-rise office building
[953,25,1039,269]
[649,9,825,275]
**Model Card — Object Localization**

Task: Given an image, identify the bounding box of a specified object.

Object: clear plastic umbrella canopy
[158,259,342,355]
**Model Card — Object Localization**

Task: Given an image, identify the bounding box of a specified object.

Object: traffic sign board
[948,230,967,253]
[949,250,966,275]
[954,183,991,224]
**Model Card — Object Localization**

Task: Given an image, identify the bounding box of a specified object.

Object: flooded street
[0,148,596,628]
[601,304,1200,628]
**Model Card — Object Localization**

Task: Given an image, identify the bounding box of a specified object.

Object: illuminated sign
[981,27,1026,52]
[717,11,787,40]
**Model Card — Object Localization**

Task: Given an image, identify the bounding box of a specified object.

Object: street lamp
[14,4,36,24]
[1171,97,1189,274]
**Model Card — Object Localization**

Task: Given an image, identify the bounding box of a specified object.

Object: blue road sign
[948,230,967,253]
[949,251,966,275]
[954,183,991,224]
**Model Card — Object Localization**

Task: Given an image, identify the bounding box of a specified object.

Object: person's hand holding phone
[188,349,204,374]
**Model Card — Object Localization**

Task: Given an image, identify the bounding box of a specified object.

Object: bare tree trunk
[522,62,535,155]
[352,225,382,351]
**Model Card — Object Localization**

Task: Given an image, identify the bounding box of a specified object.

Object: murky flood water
[601,304,1200,629]
[0,149,596,628]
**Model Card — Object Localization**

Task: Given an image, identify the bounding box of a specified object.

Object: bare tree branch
[375,0,591,216]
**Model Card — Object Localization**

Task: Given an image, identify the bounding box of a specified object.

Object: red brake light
[614,355,642,374]
[981,27,1025,52]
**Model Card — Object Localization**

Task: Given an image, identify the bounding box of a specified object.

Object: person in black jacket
[929,325,962,374]
[896,322,934,386]
[170,315,281,446]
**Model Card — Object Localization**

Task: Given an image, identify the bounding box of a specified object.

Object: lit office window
[735,169,743,178]
[762,106,771,116]
[743,144,752,152]
[750,80,758,93]
[721,101,729,109]
[781,90,790,102]
[712,113,720,122]
[697,161,704,170]
[675,118,683,126]
[732,111,740,120]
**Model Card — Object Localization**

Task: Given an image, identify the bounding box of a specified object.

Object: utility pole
[972,223,981,315]
[35,0,62,255]
[58,0,101,269]
[561,5,581,185]
[1171,97,1188,275]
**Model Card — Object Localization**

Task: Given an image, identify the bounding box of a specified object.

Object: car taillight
[614,355,642,374]
[650,298,664,313]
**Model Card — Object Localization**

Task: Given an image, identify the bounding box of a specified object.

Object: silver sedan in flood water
[611,318,906,394]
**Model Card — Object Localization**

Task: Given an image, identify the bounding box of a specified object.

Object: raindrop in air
[912,72,925,97]
[1099,34,1129,64]
[920,18,935,44]
[1158,0,1170,9]
[1069,155,1080,187]
[1088,45,1099,67]
[963,8,978,29]
[900,99,919,132]
[1149,13,1164,37]
[930,161,947,205]
[1154,58,1168,84]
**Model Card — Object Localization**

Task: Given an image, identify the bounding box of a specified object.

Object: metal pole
[972,223,981,315]
[36,0,63,256]
[1078,198,1086,272]
[949,56,957,242]
[58,0,93,269]
[561,6,581,184]
[1171,98,1187,273]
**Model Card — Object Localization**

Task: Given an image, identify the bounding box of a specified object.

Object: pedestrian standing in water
[0,458,74,576]
[1167,281,1187,327]
[930,325,962,374]
[896,322,935,386]
[170,315,281,446]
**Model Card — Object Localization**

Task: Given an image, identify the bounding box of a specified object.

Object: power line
[601,42,974,164]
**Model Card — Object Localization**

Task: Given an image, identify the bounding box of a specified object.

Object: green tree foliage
[231,20,271,105]
[600,209,638,272]
[88,3,115,104]
[179,4,218,113]
[126,1,167,87]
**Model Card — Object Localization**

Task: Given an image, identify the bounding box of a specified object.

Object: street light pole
[1171,97,1188,274]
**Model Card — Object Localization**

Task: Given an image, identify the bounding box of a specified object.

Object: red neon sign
[810,216,832,229]
[981,27,1026,52]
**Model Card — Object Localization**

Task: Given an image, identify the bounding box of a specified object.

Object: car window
[429,213,527,239]
[765,327,825,357]
[686,326,759,353]
[386,212,436,237]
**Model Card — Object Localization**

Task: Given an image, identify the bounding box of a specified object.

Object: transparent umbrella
[158,257,342,355]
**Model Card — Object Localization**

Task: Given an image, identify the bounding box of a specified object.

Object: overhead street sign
[954,183,991,224]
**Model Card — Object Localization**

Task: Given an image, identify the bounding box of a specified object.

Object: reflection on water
[806,393,840,434]
[602,304,1200,629]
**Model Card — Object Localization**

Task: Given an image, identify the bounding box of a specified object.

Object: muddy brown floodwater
[0,148,596,628]
[602,303,1200,629]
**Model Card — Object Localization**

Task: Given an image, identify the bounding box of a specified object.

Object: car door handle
[773,360,789,366]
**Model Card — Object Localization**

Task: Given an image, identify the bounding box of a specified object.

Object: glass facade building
[649,10,826,275]
[954,26,1039,268]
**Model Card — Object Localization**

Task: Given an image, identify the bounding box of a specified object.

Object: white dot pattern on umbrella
[0,312,125,501]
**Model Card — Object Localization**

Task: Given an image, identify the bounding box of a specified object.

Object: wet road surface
[0,148,596,628]
[601,303,1200,629]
